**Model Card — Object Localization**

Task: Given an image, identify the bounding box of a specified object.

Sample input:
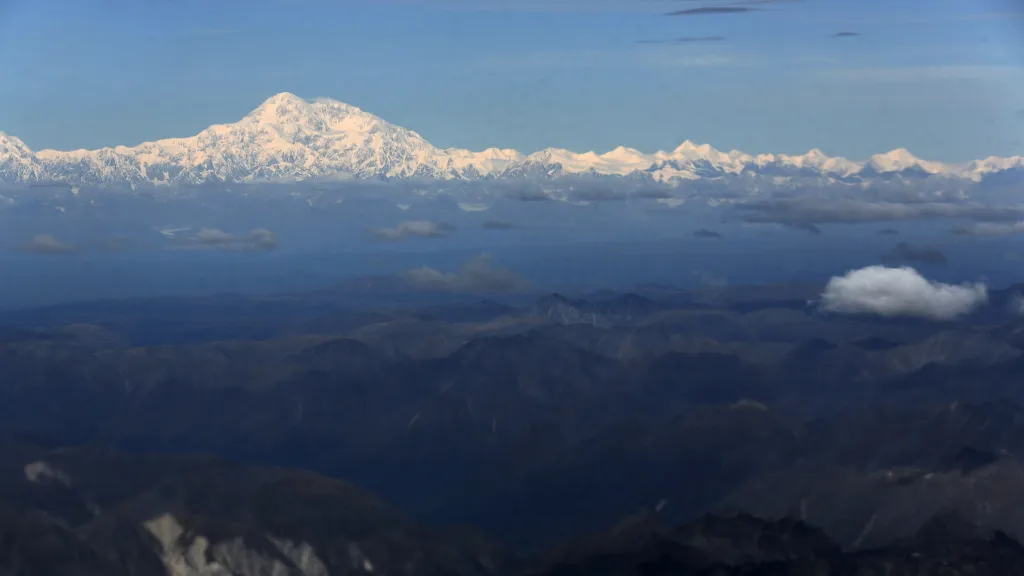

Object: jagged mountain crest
[1,92,1022,187]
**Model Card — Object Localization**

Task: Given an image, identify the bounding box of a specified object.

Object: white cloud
[457,202,490,212]
[820,265,987,320]
[372,220,454,241]
[174,227,278,251]
[18,234,74,254]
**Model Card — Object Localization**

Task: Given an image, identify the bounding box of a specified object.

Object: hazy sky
[0,0,1021,161]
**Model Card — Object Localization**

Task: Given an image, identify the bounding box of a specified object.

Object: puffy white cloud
[19,234,74,254]
[372,220,454,241]
[820,265,987,320]
[176,227,278,251]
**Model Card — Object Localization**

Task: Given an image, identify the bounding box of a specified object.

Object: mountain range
[5,279,1024,549]
[1,92,1022,188]
[5,277,1024,573]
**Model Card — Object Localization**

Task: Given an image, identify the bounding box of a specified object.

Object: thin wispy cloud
[570,185,675,202]
[784,222,822,235]
[737,198,1024,227]
[693,270,728,287]
[813,10,1023,27]
[637,36,726,44]
[666,6,757,16]
[372,0,795,13]
[481,220,520,230]
[633,186,675,199]
[694,228,723,238]
[90,237,132,252]
[405,253,530,293]
[953,221,1024,237]
[958,11,1024,21]
[880,242,948,265]
[647,51,741,68]
[733,0,801,4]
[568,187,625,202]
[504,187,552,202]
[831,31,860,38]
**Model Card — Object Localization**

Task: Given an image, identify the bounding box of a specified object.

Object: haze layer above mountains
[1,92,1022,187]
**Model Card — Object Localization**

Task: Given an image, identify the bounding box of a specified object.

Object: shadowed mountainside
[2,282,1024,551]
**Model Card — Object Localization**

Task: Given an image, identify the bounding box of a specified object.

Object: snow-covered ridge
[0,92,1021,187]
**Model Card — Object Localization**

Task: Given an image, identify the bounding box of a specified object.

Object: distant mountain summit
[1,92,1022,187]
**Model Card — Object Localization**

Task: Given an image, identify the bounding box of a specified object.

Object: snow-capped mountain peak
[672,140,718,158]
[867,147,948,175]
[0,92,1019,187]
[0,131,42,183]
[0,131,33,157]
[245,92,319,126]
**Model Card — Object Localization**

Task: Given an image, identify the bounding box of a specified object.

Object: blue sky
[0,0,1021,162]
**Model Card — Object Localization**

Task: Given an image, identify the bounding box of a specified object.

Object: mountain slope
[0,441,507,576]
[2,93,1022,187]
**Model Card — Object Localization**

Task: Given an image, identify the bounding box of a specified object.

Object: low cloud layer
[482,220,520,230]
[831,31,860,37]
[569,187,626,202]
[92,237,132,252]
[953,221,1024,237]
[177,228,278,251]
[372,220,455,241]
[877,228,900,236]
[783,222,822,234]
[502,186,552,202]
[496,179,675,204]
[404,253,529,293]
[566,184,674,203]
[19,234,74,254]
[820,265,987,320]
[693,270,728,287]
[693,228,723,238]
[880,242,947,265]
[737,198,1024,227]
[1009,293,1024,316]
